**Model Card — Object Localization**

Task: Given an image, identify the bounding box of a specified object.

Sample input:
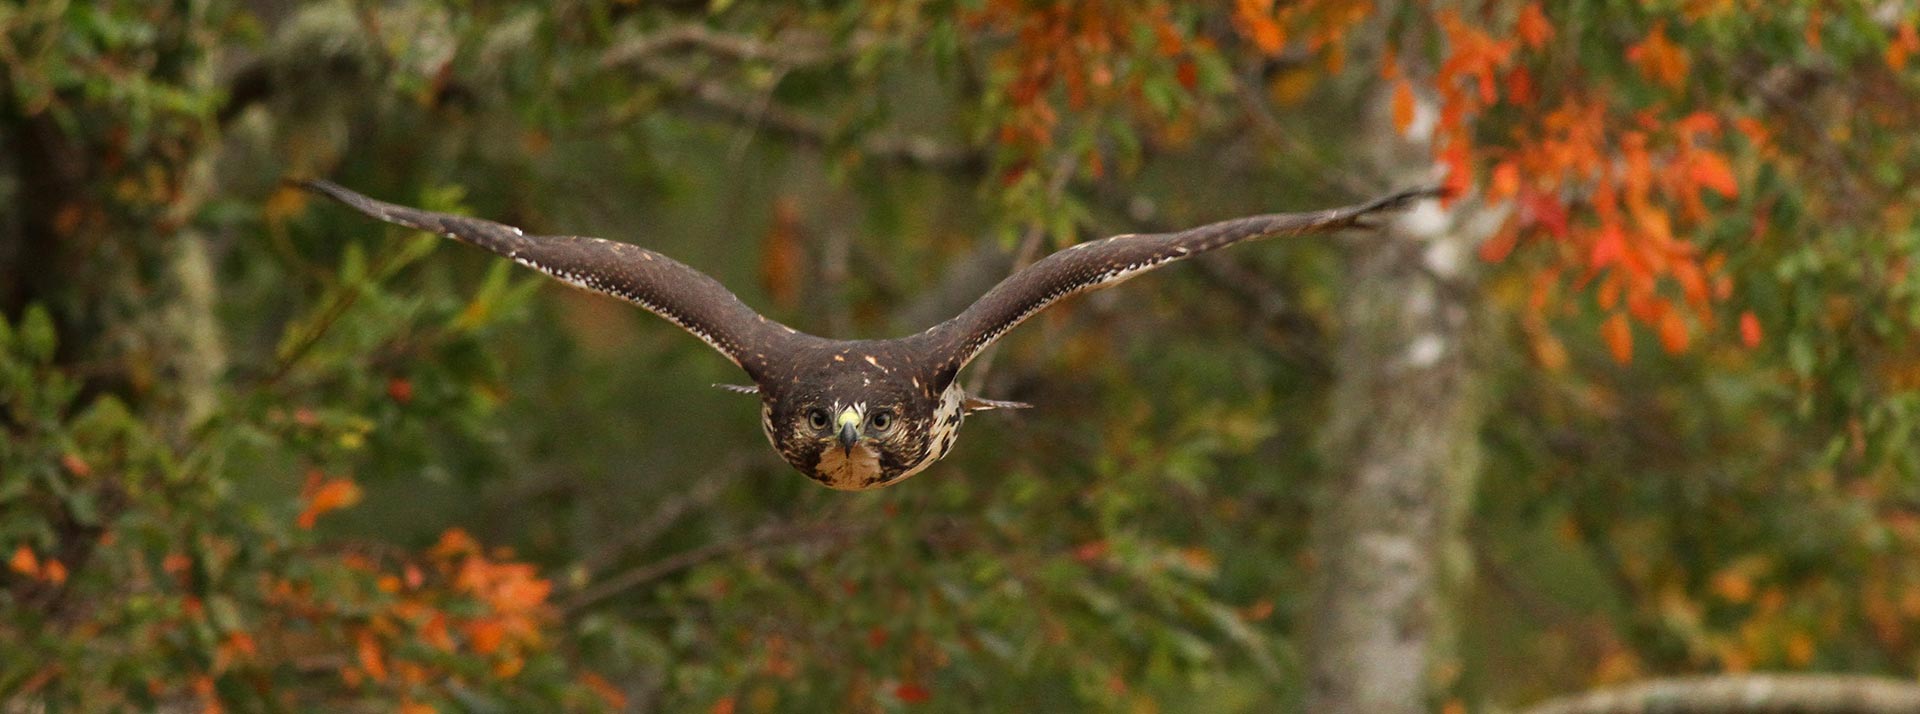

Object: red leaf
[1074,540,1109,562]
[386,377,414,404]
[1517,3,1554,49]
[1740,311,1763,348]
[1520,189,1568,238]
[1439,144,1472,204]
[1589,225,1626,270]
[1504,66,1535,106]
[896,683,932,704]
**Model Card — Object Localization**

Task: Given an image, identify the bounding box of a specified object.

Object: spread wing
[302,180,798,374]
[922,187,1439,374]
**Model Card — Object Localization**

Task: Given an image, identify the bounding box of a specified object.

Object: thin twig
[602,53,981,171]
[598,23,876,69]
[578,456,750,574]
[562,519,865,614]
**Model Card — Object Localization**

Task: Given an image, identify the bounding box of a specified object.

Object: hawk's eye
[807,409,830,430]
[869,410,893,431]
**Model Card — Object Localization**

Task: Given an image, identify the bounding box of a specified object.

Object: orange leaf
[1479,224,1520,263]
[465,619,506,654]
[1489,161,1520,200]
[1677,111,1721,137]
[1786,631,1817,666]
[9,546,37,576]
[41,559,66,585]
[1657,307,1691,354]
[1517,3,1553,50]
[399,702,436,714]
[1890,22,1920,71]
[1740,311,1762,348]
[1711,569,1753,603]
[1391,79,1417,135]
[1235,0,1285,55]
[433,528,480,559]
[1805,6,1823,50]
[711,697,737,714]
[60,453,91,478]
[1690,151,1738,199]
[1532,331,1570,372]
[297,476,362,529]
[1390,79,1417,134]
[1590,225,1626,270]
[493,655,526,679]
[1602,313,1634,364]
[1626,24,1689,90]
[356,631,389,682]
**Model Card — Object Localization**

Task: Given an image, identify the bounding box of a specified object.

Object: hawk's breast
[815,443,885,490]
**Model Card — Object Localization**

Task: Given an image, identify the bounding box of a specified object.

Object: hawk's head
[757,347,962,490]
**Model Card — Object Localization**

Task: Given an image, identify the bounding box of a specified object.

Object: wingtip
[963,396,1032,413]
[292,177,355,203]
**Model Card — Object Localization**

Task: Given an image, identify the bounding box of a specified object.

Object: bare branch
[598,23,876,69]
[1522,674,1920,714]
[577,455,750,574]
[599,49,981,171]
[561,519,867,614]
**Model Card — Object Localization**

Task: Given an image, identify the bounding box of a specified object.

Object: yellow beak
[836,408,861,452]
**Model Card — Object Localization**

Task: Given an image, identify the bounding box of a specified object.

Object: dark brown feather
[302,180,802,375]
[919,187,1440,374]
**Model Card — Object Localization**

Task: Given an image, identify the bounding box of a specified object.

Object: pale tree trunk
[1304,80,1497,713]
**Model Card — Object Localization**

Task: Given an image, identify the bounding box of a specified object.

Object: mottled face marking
[761,348,959,490]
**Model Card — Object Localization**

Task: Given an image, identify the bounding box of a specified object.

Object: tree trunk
[1305,84,1489,713]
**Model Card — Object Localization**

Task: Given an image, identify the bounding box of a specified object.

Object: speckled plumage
[303,179,1434,490]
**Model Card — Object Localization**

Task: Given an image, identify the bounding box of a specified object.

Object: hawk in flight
[305,180,1434,490]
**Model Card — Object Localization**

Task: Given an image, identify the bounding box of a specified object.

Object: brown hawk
[304,180,1434,490]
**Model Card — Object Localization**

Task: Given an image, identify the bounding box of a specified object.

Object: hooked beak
[836,408,861,453]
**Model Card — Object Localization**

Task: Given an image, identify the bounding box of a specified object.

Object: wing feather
[302,180,796,373]
[924,187,1438,373]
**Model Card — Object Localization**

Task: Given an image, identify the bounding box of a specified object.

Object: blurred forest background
[7,0,1920,712]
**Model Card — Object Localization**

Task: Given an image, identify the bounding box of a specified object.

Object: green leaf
[19,304,56,364]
